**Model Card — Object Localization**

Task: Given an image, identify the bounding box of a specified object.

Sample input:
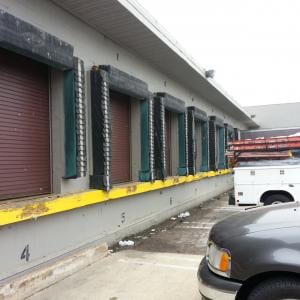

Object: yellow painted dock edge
[0,169,232,227]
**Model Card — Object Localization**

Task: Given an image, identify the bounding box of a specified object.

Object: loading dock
[25,193,243,300]
[0,0,257,287]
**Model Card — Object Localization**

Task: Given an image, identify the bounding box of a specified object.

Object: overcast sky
[136,0,300,107]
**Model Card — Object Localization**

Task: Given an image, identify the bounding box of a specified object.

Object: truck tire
[263,194,291,205]
[247,276,300,300]
[228,192,235,205]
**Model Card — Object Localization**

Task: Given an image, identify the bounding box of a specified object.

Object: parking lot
[28,192,244,300]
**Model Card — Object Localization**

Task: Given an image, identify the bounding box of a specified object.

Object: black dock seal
[156,92,185,113]
[100,65,148,99]
[0,10,73,69]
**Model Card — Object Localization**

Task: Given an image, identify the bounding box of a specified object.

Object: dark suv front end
[198,245,242,299]
[198,202,300,300]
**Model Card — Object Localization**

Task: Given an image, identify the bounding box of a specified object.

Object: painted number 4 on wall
[21,244,30,262]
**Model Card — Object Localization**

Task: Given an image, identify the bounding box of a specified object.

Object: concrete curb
[0,243,109,300]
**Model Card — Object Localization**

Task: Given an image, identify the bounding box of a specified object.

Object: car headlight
[206,241,231,278]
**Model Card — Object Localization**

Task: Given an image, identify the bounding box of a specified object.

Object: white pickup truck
[233,164,300,205]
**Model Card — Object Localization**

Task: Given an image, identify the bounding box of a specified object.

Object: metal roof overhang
[51,0,258,129]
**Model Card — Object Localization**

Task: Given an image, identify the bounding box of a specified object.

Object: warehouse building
[243,102,300,138]
[0,0,257,281]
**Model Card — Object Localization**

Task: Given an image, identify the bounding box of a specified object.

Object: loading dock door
[0,48,50,200]
[110,90,131,184]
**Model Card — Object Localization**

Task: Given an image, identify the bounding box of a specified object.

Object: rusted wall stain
[19,278,30,289]
[95,244,109,254]
[126,185,137,194]
[173,178,180,184]
[41,270,53,280]
[19,203,49,220]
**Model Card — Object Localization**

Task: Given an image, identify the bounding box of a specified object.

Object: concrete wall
[0,0,240,282]
[0,174,232,281]
[245,102,300,129]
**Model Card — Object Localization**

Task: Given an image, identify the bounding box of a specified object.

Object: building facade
[243,102,300,138]
[0,0,256,281]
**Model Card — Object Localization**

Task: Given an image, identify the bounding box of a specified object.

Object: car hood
[210,202,300,244]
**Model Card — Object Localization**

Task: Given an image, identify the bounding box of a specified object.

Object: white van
[233,164,300,205]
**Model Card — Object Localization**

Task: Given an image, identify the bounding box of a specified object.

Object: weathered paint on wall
[0,174,232,281]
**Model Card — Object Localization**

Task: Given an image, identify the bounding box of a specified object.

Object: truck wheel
[263,194,291,205]
[247,277,300,300]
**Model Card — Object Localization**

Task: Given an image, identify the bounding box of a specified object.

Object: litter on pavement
[119,240,135,247]
[178,211,190,218]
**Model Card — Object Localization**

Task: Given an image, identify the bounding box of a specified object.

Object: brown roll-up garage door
[0,48,50,200]
[110,90,131,184]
